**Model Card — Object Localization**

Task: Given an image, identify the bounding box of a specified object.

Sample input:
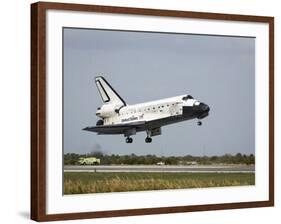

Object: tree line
[64,152,255,165]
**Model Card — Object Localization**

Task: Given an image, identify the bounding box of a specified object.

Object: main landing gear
[125,136,152,143]
[145,137,152,143]
[125,137,133,143]
[124,129,136,143]
[124,130,153,143]
[145,130,152,143]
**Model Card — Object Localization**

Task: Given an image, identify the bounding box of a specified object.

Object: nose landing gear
[197,120,202,126]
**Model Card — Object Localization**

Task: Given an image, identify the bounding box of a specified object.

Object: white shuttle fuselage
[83,76,210,143]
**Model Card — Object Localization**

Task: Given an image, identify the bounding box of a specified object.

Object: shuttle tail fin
[95,76,126,106]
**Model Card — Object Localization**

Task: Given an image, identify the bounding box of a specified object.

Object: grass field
[64,172,255,194]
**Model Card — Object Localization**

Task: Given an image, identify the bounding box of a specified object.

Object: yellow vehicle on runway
[78,157,100,165]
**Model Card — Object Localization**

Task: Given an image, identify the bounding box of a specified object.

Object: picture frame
[31,1,274,221]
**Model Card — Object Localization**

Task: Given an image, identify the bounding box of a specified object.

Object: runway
[64,165,255,173]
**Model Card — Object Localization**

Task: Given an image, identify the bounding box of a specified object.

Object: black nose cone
[197,102,210,119]
[182,102,210,119]
[200,103,210,113]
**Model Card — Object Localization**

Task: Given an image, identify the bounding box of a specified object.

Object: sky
[63,28,255,156]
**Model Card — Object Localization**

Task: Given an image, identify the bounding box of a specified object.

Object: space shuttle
[83,76,210,143]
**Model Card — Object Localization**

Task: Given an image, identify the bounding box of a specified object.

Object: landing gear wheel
[197,121,202,126]
[126,137,133,143]
[145,137,152,143]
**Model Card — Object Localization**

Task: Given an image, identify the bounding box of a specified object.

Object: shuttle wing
[83,115,184,135]
[83,121,146,135]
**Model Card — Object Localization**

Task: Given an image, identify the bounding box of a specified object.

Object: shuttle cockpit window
[182,95,193,101]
